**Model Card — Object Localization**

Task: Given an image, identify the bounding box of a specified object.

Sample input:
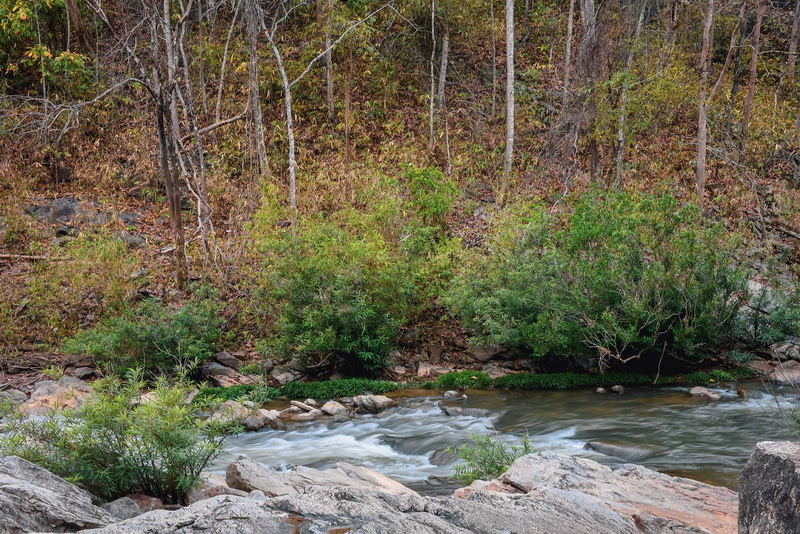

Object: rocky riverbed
[3,442,799,533]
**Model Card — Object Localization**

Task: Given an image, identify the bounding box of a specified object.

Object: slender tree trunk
[325,0,336,124]
[215,2,240,125]
[157,99,188,288]
[246,0,269,176]
[741,0,766,151]
[345,42,352,165]
[490,0,497,119]
[789,0,800,84]
[614,0,647,188]
[727,6,749,139]
[562,0,575,109]
[697,0,714,210]
[268,36,297,210]
[711,0,746,102]
[436,21,449,112]
[499,0,515,206]
[197,0,209,115]
[429,0,437,150]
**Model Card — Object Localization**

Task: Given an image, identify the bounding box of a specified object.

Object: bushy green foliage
[436,371,493,390]
[447,190,747,369]
[0,371,238,503]
[248,382,282,404]
[62,299,222,375]
[448,433,534,485]
[404,165,459,226]
[261,222,414,374]
[493,371,671,390]
[280,378,400,399]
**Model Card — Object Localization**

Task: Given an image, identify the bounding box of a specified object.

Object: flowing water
[212,383,797,495]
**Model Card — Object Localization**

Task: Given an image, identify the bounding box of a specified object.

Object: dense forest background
[2,0,800,377]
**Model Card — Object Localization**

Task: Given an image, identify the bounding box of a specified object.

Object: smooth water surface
[213,383,796,494]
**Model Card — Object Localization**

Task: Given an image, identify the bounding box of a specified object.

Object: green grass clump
[195,385,255,404]
[280,378,400,399]
[436,371,493,390]
[494,371,673,390]
[684,368,755,385]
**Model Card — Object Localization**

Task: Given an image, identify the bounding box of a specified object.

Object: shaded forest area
[2,0,800,377]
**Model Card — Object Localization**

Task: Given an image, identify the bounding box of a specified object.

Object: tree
[499,0,514,206]
[696,0,715,210]
[787,0,799,85]
[740,0,766,152]
[263,0,391,211]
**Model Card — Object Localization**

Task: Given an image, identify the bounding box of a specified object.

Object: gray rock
[22,376,93,415]
[290,400,315,412]
[25,197,80,224]
[200,361,239,378]
[213,351,241,370]
[55,225,79,237]
[467,345,504,362]
[352,394,396,414]
[0,387,28,406]
[610,385,625,394]
[739,441,800,534]
[102,497,144,520]
[689,386,722,401]
[271,368,303,385]
[766,360,800,384]
[496,452,736,533]
[0,456,116,532]
[225,458,415,497]
[442,390,460,398]
[74,366,95,379]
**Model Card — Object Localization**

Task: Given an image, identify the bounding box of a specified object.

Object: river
[212,383,797,494]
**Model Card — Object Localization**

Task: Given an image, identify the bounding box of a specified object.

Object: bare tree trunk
[197,0,209,115]
[245,0,269,176]
[614,0,647,188]
[697,0,714,210]
[491,0,497,119]
[267,35,297,211]
[789,0,800,85]
[562,0,575,109]
[325,0,336,124]
[499,0,514,206]
[711,0,747,102]
[727,6,749,139]
[345,42,352,165]
[436,20,449,112]
[741,0,766,151]
[429,0,437,150]
[215,2,240,125]
[157,100,188,289]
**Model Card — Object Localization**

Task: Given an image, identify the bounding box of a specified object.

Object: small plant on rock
[448,432,534,485]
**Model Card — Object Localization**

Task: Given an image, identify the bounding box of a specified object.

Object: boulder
[610,385,625,394]
[416,361,452,378]
[0,456,116,532]
[352,394,396,414]
[212,351,241,370]
[102,497,145,520]
[73,366,95,380]
[491,452,737,534]
[271,368,303,385]
[739,441,800,534]
[21,376,93,416]
[320,400,348,416]
[689,386,722,401]
[766,360,800,384]
[481,361,509,379]
[184,472,249,505]
[225,458,416,497]
[289,400,315,412]
[209,400,249,425]
[467,345,504,362]
[0,387,28,406]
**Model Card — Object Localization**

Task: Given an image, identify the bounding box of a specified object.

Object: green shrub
[280,378,400,399]
[448,433,534,485]
[248,382,282,404]
[436,371,493,390]
[62,299,222,375]
[0,371,238,503]
[447,190,747,370]
[403,165,459,226]
[260,222,415,375]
